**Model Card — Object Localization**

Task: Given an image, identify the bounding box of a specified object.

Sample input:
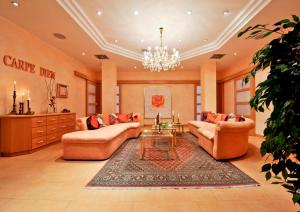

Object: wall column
[101,61,117,114]
[200,61,217,113]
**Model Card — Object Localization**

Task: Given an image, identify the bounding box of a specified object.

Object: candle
[155,118,157,125]
[13,81,16,91]
[177,113,180,118]
[21,92,24,102]
[172,110,174,116]
[27,90,30,99]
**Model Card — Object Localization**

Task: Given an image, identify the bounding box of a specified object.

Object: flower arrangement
[49,96,56,112]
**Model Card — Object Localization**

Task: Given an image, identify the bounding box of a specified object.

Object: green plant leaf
[292,15,299,23]
[282,169,288,180]
[262,163,271,172]
[293,193,300,204]
[265,171,272,181]
[274,19,290,26]
[262,31,273,38]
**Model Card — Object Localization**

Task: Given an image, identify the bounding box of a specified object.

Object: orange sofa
[62,115,141,160]
[188,118,254,160]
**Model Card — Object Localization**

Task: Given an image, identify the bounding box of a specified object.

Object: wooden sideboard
[0,113,76,156]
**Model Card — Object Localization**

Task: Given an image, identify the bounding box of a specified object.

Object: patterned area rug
[87,133,259,188]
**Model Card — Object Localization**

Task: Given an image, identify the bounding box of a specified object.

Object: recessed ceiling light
[178,39,182,42]
[187,10,192,15]
[134,66,137,69]
[223,10,230,16]
[203,39,208,42]
[11,1,19,7]
[140,39,144,43]
[96,10,102,16]
[114,39,118,43]
[134,10,139,15]
[81,52,86,56]
[233,52,237,56]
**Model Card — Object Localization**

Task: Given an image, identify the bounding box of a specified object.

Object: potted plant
[238,15,299,205]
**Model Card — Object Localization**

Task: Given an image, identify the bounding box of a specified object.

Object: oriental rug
[87,133,259,188]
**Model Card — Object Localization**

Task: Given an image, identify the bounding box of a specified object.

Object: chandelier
[142,27,180,72]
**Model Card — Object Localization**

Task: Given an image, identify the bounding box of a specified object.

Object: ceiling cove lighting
[133,10,139,15]
[142,27,180,72]
[187,10,192,15]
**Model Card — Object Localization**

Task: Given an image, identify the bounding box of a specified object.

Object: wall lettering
[2,55,55,79]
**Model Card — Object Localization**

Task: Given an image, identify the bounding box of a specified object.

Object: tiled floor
[0,135,299,212]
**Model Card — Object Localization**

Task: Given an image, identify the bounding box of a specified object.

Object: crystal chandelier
[142,27,180,72]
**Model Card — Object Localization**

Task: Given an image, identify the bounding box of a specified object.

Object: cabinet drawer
[46,133,59,144]
[32,136,47,149]
[59,114,75,123]
[47,116,58,125]
[47,124,59,134]
[31,117,46,127]
[32,126,47,138]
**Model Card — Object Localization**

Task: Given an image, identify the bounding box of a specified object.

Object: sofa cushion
[63,122,140,143]
[197,128,214,140]
[188,121,215,130]
[101,114,110,126]
[117,113,129,123]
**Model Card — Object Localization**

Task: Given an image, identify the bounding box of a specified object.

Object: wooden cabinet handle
[36,121,44,123]
[36,140,44,144]
[50,128,57,131]
[61,118,67,120]
[37,130,44,133]
[50,119,56,121]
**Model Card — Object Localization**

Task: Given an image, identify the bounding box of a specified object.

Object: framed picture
[56,83,68,98]
[144,86,171,118]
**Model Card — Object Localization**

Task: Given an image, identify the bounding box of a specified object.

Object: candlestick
[8,90,17,115]
[21,92,25,103]
[19,102,24,115]
[25,99,34,115]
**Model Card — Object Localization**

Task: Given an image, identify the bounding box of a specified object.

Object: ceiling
[0,0,299,73]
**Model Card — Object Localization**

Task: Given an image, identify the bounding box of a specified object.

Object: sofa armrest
[215,118,254,132]
[76,117,88,131]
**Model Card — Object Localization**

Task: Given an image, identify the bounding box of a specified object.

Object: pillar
[101,61,117,114]
[200,61,217,113]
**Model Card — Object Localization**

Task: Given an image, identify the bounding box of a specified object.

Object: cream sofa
[62,115,141,160]
[188,118,254,160]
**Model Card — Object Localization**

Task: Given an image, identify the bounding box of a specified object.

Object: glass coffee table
[140,129,175,160]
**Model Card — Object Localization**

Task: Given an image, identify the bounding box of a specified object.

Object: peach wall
[223,80,235,114]
[0,17,96,117]
[200,62,217,112]
[101,61,117,114]
[255,70,271,135]
[120,84,194,125]
[117,69,200,80]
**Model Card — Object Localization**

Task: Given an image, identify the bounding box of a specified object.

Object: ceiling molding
[56,0,142,61]
[181,0,271,60]
[57,0,271,62]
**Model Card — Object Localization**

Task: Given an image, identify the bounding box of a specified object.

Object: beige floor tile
[63,200,132,212]
[0,135,299,211]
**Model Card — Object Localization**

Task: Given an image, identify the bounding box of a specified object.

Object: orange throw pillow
[101,114,110,126]
[117,113,129,123]
[206,113,216,123]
